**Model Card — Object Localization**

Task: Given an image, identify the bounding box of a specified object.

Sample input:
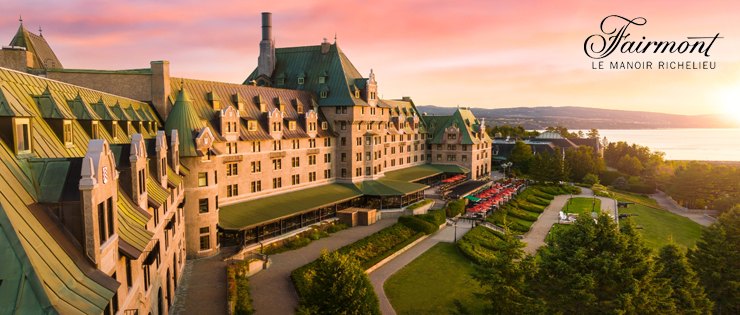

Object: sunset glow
[3,0,740,116]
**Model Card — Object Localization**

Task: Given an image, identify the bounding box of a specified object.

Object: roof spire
[19,15,22,25]
[334,32,337,43]
[39,26,42,37]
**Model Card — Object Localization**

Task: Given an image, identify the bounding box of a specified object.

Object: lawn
[610,189,658,205]
[562,197,601,217]
[618,202,705,252]
[385,243,486,315]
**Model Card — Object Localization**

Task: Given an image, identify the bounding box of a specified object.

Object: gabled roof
[67,93,102,120]
[244,44,369,106]
[33,87,76,119]
[423,108,492,145]
[164,87,203,157]
[111,101,132,121]
[27,157,83,203]
[0,84,35,117]
[9,24,63,69]
[117,189,153,258]
[90,97,119,121]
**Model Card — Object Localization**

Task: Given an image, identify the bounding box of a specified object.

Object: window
[125,257,133,289]
[298,77,305,85]
[143,264,151,292]
[252,141,261,152]
[437,154,442,161]
[98,202,106,245]
[322,121,328,130]
[437,144,442,150]
[320,91,328,98]
[366,152,371,161]
[309,172,316,182]
[63,120,73,146]
[356,137,362,146]
[324,153,331,163]
[248,121,257,131]
[400,146,404,153]
[91,121,100,140]
[106,198,114,238]
[200,227,210,251]
[341,107,347,114]
[153,206,160,227]
[324,169,332,179]
[309,155,317,165]
[355,91,361,98]
[355,168,361,176]
[341,153,347,162]
[308,139,316,148]
[104,273,119,315]
[324,138,330,146]
[462,155,468,161]
[289,121,296,130]
[365,137,371,146]
[226,163,238,176]
[318,76,326,84]
[399,158,403,165]
[251,161,261,173]
[447,154,457,161]
[407,156,411,163]
[462,145,468,151]
[292,174,300,185]
[251,181,262,192]
[272,122,282,132]
[198,173,207,187]
[227,184,238,197]
[277,78,285,85]
[272,159,282,170]
[292,139,300,149]
[227,142,238,154]
[361,107,365,115]
[365,167,371,176]
[214,171,218,184]
[341,137,346,146]
[356,153,362,162]
[342,168,347,177]
[292,157,300,167]
[273,177,282,189]
[15,118,31,153]
[272,140,282,151]
[199,198,209,214]
[357,124,361,131]
[448,144,456,150]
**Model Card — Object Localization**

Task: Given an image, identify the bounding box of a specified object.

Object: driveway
[651,191,716,227]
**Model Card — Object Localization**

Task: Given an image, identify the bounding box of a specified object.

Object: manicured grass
[610,189,658,205]
[562,197,601,217]
[385,243,485,315]
[511,217,534,228]
[618,202,704,252]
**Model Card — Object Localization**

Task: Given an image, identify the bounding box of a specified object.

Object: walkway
[369,220,474,315]
[248,218,398,315]
[170,249,233,315]
[651,191,716,227]
[521,188,617,255]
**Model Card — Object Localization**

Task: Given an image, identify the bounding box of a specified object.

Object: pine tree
[688,206,740,314]
[656,243,713,315]
[534,214,674,314]
[471,228,543,315]
[296,250,381,315]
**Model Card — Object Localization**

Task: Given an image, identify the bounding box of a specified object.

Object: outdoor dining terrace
[465,179,527,216]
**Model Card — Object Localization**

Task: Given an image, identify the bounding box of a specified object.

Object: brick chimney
[257,12,276,77]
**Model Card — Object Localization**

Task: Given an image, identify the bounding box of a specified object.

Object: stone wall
[0,49,33,72]
[47,71,153,102]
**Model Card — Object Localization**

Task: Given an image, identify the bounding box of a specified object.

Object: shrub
[406,199,434,210]
[446,199,466,217]
[228,260,254,315]
[600,170,630,186]
[417,209,446,226]
[327,223,349,233]
[309,230,330,240]
[626,177,656,194]
[399,215,439,235]
[583,173,600,186]
[612,177,630,191]
[532,190,555,200]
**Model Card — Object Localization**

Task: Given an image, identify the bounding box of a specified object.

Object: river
[588,129,740,161]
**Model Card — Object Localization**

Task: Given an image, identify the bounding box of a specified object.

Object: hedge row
[456,226,514,264]
[485,185,579,234]
[398,216,438,235]
[445,199,466,217]
[227,260,255,315]
[292,223,419,297]
[406,199,434,210]
[416,209,446,226]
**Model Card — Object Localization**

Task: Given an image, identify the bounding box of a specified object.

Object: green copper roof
[111,101,132,121]
[244,44,369,106]
[9,24,63,69]
[67,93,102,120]
[147,174,170,207]
[219,183,363,230]
[164,87,203,157]
[167,165,182,187]
[0,84,35,117]
[125,105,142,121]
[352,179,428,196]
[423,108,492,145]
[117,190,154,253]
[90,97,119,121]
[383,164,469,182]
[32,87,76,119]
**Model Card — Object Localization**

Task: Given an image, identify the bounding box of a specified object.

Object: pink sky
[3,0,740,117]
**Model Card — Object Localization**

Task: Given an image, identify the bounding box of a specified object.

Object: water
[592,129,740,161]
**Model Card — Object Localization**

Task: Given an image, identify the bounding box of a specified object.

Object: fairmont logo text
[585,15,721,70]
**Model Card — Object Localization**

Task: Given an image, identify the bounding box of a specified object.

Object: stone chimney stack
[321,38,331,54]
[257,12,276,78]
[151,61,171,121]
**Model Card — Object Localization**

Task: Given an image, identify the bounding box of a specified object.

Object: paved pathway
[248,218,398,315]
[521,188,617,255]
[170,249,233,315]
[651,191,716,227]
[369,219,474,315]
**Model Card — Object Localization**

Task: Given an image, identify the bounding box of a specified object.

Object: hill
[415,105,739,130]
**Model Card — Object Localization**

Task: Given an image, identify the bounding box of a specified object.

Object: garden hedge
[399,215,439,235]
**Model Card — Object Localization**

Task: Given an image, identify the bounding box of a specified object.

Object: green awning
[353,179,428,196]
[147,175,170,208]
[166,165,182,187]
[493,156,507,161]
[219,183,363,230]
[117,190,154,255]
[463,195,481,202]
[383,164,470,182]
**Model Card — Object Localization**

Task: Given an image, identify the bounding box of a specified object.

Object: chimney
[257,12,276,78]
[151,61,171,121]
[321,38,331,54]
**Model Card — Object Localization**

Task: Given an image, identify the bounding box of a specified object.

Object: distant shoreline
[669,160,740,166]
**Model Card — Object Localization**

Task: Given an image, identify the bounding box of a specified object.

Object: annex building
[0,13,492,314]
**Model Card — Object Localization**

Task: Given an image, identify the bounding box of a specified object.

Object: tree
[613,177,630,190]
[688,206,740,315]
[534,214,673,314]
[655,243,713,315]
[507,141,533,171]
[471,228,543,315]
[587,128,600,139]
[617,154,643,176]
[577,130,585,138]
[583,173,600,186]
[296,250,381,315]
[565,145,604,182]
[530,150,568,184]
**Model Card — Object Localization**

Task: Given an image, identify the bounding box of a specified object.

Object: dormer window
[278,78,285,85]
[289,121,296,130]
[355,91,360,98]
[248,121,257,131]
[272,122,282,132]
[14,118,31,154]
[320,91,328,99]
[449,134,457,140]
[318,77,326,84]
[297,104,304,114]
[112,121,119,141]
[298,78,304,85]
[92,121,100,139]
[63,120,73,146]
[322,121,327,130]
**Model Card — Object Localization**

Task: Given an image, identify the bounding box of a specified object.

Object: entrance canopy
[463,195,481,202]
[383,164,469,182]
[353,179,428,196]
[219,183,363,230]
